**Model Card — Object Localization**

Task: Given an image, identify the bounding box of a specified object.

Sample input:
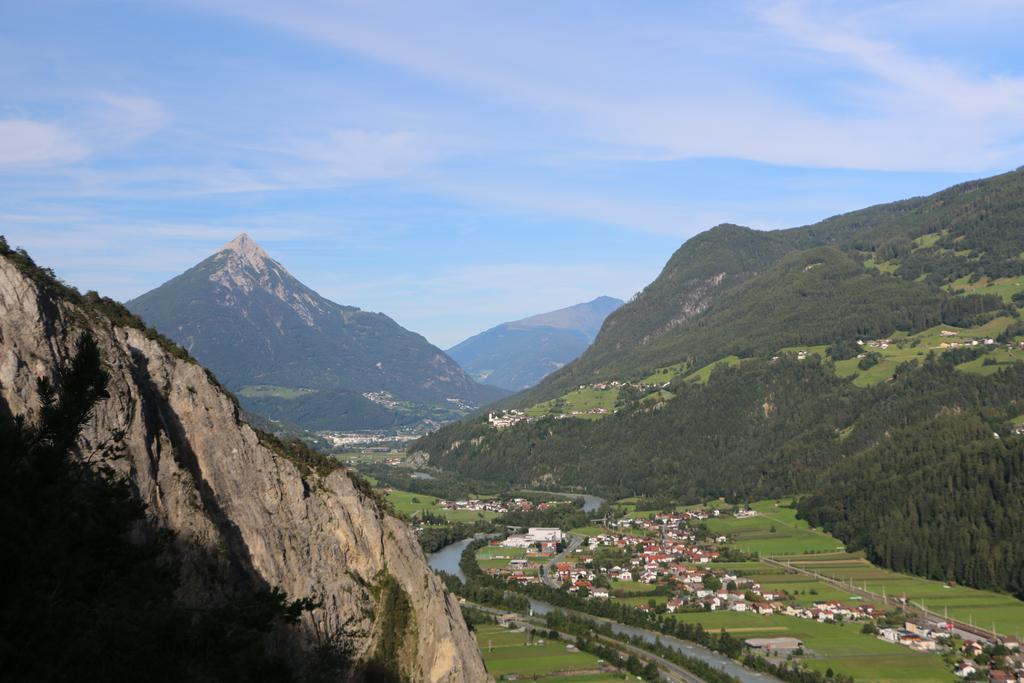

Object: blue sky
[2,1,1023,347]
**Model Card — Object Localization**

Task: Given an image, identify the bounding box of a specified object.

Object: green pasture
[526,386,620,420]
[828,317,1020,386]
[238,384,316,400]
[610,579,658,595]
[673,611,952,681]
[788,557,1024,636]
[475,624,619,679]
[571,526,608,538]
[683,355,744,384]
[957,347,1022,376]
[641,362,688,385]
[614,594,668,607]
[382,488,498,523]
[704,499,844,556]
[476,545,545,572]
[947,275,1024,304]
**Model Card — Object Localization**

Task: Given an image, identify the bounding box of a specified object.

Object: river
[427,537,474,581]
[425,491,777,682]
[526,599,777,683]
[516,489,605,513]
[426,492,607,578]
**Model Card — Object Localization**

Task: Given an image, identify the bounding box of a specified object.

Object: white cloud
[0,119,89,168]
[89,93,170,145]
[0,94,167,172]
[186,0,1024,173]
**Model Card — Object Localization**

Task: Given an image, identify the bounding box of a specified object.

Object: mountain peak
[220,233,270,269]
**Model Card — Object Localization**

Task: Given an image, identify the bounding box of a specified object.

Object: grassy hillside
[515,167,1024,405]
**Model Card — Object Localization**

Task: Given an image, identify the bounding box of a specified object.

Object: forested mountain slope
[0,239,488,681]
[415,167,1024,597]
[516,166,1024,404]
[127,234,505,431]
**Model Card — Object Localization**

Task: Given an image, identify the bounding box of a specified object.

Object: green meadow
[706,499,1024,638]
[946,274,1024,304]
[238,384,316,399]
[641,362,689,385]
[476,545,545,574]
[526,386,620,420]
[784,554,1024,637]
[381,488,499,523]
[672,611,953,681]
[475,623,624,680]
[683,355,744,384]
[703,499,845,556]
[827,317,1020,386]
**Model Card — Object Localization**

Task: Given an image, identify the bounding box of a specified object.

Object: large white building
[501,527,564,548]
[526,527,563,543]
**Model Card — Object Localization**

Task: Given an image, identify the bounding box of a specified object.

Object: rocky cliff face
[0,254,488,682]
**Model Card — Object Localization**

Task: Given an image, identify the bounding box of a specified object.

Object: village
[437,496,557,515]
[474,507,1024,681]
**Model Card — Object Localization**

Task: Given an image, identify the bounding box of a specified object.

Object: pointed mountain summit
[447,295,624,391]
[126,234,506,430]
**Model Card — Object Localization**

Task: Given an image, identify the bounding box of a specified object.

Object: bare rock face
[0,256,489,683]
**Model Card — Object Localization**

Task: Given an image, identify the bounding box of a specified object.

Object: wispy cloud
[0,119,89,167]
[187,0,1024,173]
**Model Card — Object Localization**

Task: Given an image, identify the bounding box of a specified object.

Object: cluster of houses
[487,410,529,429]
[438,496,550,514]
[583,381,623,391]
[877,620,948,652]
[939,338,998,349]
[953,635,1024,680]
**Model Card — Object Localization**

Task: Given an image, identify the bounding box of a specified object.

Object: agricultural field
[338,451,401,466]
[639,389,675,405]
[956,346,1022,376]
[640,362,688,385]
[381,487,499,523]
[683,355,744,384]
[525,386,620,420]
[783,554,1024,637]
[570,525,609,538]
[238,384,316,399]
[827,317,1022,386]
[615,594,669,608]
[671,611,953,681]
[703,499,845,556]
[474,623,625,681]
[946,274,1024,304]
[476,545,545,574]
[609,579,658,595]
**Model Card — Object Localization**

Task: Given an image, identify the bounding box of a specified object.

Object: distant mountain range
[446,296,623,391]
[126,234,506,430]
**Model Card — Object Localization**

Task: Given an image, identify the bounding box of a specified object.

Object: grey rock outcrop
[0,255,489,682]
